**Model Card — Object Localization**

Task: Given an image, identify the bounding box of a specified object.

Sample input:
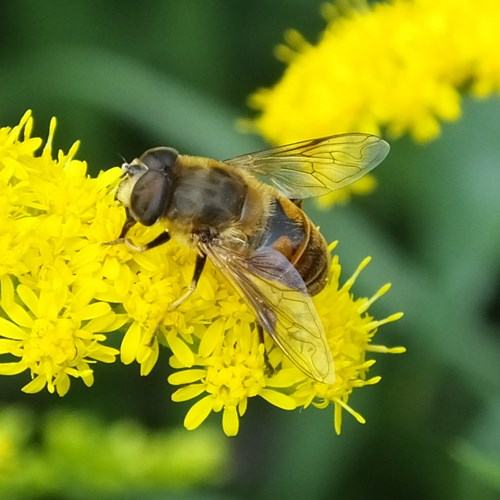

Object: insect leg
[104,205,171,252]
[104,231,171,252]
[169,253,207,309]
[103,208,137,247]
[257,324,275,376]
[139,232,171,251]
[119,207,137,238]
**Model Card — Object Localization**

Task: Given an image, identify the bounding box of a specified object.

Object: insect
[107,134,390,384]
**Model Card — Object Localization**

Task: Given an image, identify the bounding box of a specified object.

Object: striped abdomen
[260,198,330,296]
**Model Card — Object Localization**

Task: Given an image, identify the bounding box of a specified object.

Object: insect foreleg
[118,207,137,238]
[104,231,171,252]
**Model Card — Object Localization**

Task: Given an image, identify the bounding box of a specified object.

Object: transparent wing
[200,242,335,384]
[226,133,389,199]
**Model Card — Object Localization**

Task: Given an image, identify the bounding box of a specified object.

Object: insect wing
[226,134,389,199]
[200,242,335,384]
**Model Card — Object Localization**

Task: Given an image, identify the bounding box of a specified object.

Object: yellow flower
[249,0,500,202]
[291,250,404,434]
[0,112,403,436]
[0,111,124,395]
[168,243,403,436]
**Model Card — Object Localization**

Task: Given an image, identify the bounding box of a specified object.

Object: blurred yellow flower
[0,407,229,495]
[250,0,500,202]
[0,112,403,436]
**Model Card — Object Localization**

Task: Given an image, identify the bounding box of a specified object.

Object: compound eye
[130,169,174,226]
[139,147,179,172]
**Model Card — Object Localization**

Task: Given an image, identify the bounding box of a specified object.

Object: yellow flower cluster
[250,0,500,202]
[0,111,123,395]
[170,248,403,436]
[0,112,403,436]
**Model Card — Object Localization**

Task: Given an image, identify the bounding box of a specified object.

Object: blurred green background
[1,1,500,499]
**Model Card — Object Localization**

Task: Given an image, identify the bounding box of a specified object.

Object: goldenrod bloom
[0,112,403,436]
[250,0,500,203]
[0,112,123,395]
[169,247,403,436]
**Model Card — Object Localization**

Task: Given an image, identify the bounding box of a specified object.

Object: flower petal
[0,318,27,340]
[184,396,213,431]
[222,406,239,437]
[260,389,297,410]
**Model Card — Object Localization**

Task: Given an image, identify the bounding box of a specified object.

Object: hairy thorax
[165,155,272,248]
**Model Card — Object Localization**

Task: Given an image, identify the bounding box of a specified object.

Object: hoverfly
[107,134,389,384]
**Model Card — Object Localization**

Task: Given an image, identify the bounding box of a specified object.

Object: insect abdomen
[261,198,329,296]
[292,218,329,296]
